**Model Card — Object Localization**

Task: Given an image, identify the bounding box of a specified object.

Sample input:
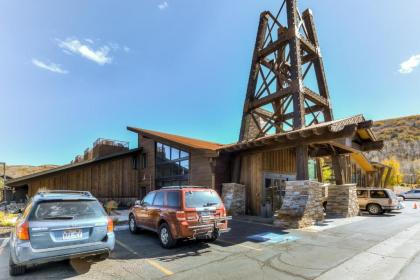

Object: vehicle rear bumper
[11,232,115,266]
[382,205,399,210]
[177,217,231,239]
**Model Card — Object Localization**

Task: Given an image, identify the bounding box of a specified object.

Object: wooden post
[316,158,323,182]
[296,145,309,180]
[332,155,345,185]
[384,166,392,187]
[232,155,241,183]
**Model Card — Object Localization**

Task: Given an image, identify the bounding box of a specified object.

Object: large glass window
[155,142,190,188]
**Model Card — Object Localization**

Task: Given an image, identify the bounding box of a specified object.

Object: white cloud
[123,46,130,53]
[57,38,112,65]
[158,1,168,10]
[399,54,420,74]
[32,59,68,74]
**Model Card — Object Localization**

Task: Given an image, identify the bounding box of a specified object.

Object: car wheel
[367,204,382,215]
[159,223,176,249]
[9,258,26,276]
[129,215,140,234]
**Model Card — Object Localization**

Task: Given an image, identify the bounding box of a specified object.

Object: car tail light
[176,211,186,221]
[107,217,114,232]
[220,206,226,217]
[16,221,30,241]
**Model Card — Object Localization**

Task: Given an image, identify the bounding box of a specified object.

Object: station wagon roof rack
[37,190,93,197]
[160,186,210,190]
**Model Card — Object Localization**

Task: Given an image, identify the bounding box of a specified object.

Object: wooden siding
[138,136,156,195]
[189,151,213,188]
[239,148,296,215]
[16,153,141,205]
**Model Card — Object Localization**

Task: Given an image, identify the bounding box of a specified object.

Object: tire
[205,236,218,243]
[367,204,382,215]
[9,258,26,276]
[158,223,176,249]
[129,215,140,234]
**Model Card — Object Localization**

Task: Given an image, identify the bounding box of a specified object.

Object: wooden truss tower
[239,0,333,142]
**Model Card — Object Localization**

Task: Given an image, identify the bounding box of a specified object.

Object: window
[357,190,368,198]
[132,156,138,170]
[370,190,388,199]
[142,192,155,206]
[32,200,106,220]
[155,142,190,189]
[166,191,180,208]
[415,190,420,193]
[185,190,222,208]
[153,192,164,206]
[140,153,147,169]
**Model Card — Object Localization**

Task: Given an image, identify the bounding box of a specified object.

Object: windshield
[32,200,106,220]
[185,191,222,208]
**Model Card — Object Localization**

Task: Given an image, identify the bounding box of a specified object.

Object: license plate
[200,211,210,217]
[63,229,83,240]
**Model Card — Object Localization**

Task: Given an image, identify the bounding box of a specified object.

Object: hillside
[4,165,59,179]
[367,114,420,181]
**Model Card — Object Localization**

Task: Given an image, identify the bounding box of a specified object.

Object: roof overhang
[219,115,383,154]
[6,148,142,187]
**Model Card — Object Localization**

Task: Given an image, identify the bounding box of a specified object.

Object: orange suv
[128,186,231,248]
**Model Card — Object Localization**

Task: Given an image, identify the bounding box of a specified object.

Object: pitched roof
[127,127,224,151]
[6,148,141,186]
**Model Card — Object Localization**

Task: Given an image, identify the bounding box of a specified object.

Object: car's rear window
[185,190,222,208]
[31,200,106,220]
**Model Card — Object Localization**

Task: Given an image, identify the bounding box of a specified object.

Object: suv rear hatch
[28,199,109,250]
[183,190,227,226]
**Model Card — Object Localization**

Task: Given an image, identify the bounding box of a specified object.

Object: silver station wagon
[9,191,115,276]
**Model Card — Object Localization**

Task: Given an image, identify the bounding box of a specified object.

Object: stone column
[326,184,359,217]
[274,180,324,229]
[221,183,246,216]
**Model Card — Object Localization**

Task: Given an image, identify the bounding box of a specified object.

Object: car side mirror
[134,200,142,206]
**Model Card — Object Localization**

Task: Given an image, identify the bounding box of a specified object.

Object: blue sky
[1,0,419,165]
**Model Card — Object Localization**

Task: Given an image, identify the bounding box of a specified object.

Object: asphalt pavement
[1,200,420,280]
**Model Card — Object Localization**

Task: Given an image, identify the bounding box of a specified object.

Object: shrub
[0,211,17,227]
[104,200,118,215]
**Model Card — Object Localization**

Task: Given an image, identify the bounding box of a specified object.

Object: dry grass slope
[367,114,420,181]
[5,165,59,179]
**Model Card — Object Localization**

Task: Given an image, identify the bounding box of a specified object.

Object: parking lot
[1,200,420,280]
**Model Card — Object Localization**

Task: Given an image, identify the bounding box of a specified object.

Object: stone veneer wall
[274,180,324,229]
[221,183,246,216]
[326,184,359,217]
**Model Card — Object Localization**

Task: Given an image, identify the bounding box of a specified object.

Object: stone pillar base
[274,180,324,229]
[326,184,359,217]
[222,183,246,216]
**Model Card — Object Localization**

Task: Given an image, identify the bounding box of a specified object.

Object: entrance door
[261,173,296,218]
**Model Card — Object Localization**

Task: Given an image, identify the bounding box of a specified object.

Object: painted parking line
[216,239,263,251]
[115,239,174,276]
[0,238,10,254]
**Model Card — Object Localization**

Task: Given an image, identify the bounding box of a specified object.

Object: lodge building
[6,115,385,216]
[5,1,389,220]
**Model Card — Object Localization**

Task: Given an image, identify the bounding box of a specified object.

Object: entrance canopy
[219,115,383,156]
